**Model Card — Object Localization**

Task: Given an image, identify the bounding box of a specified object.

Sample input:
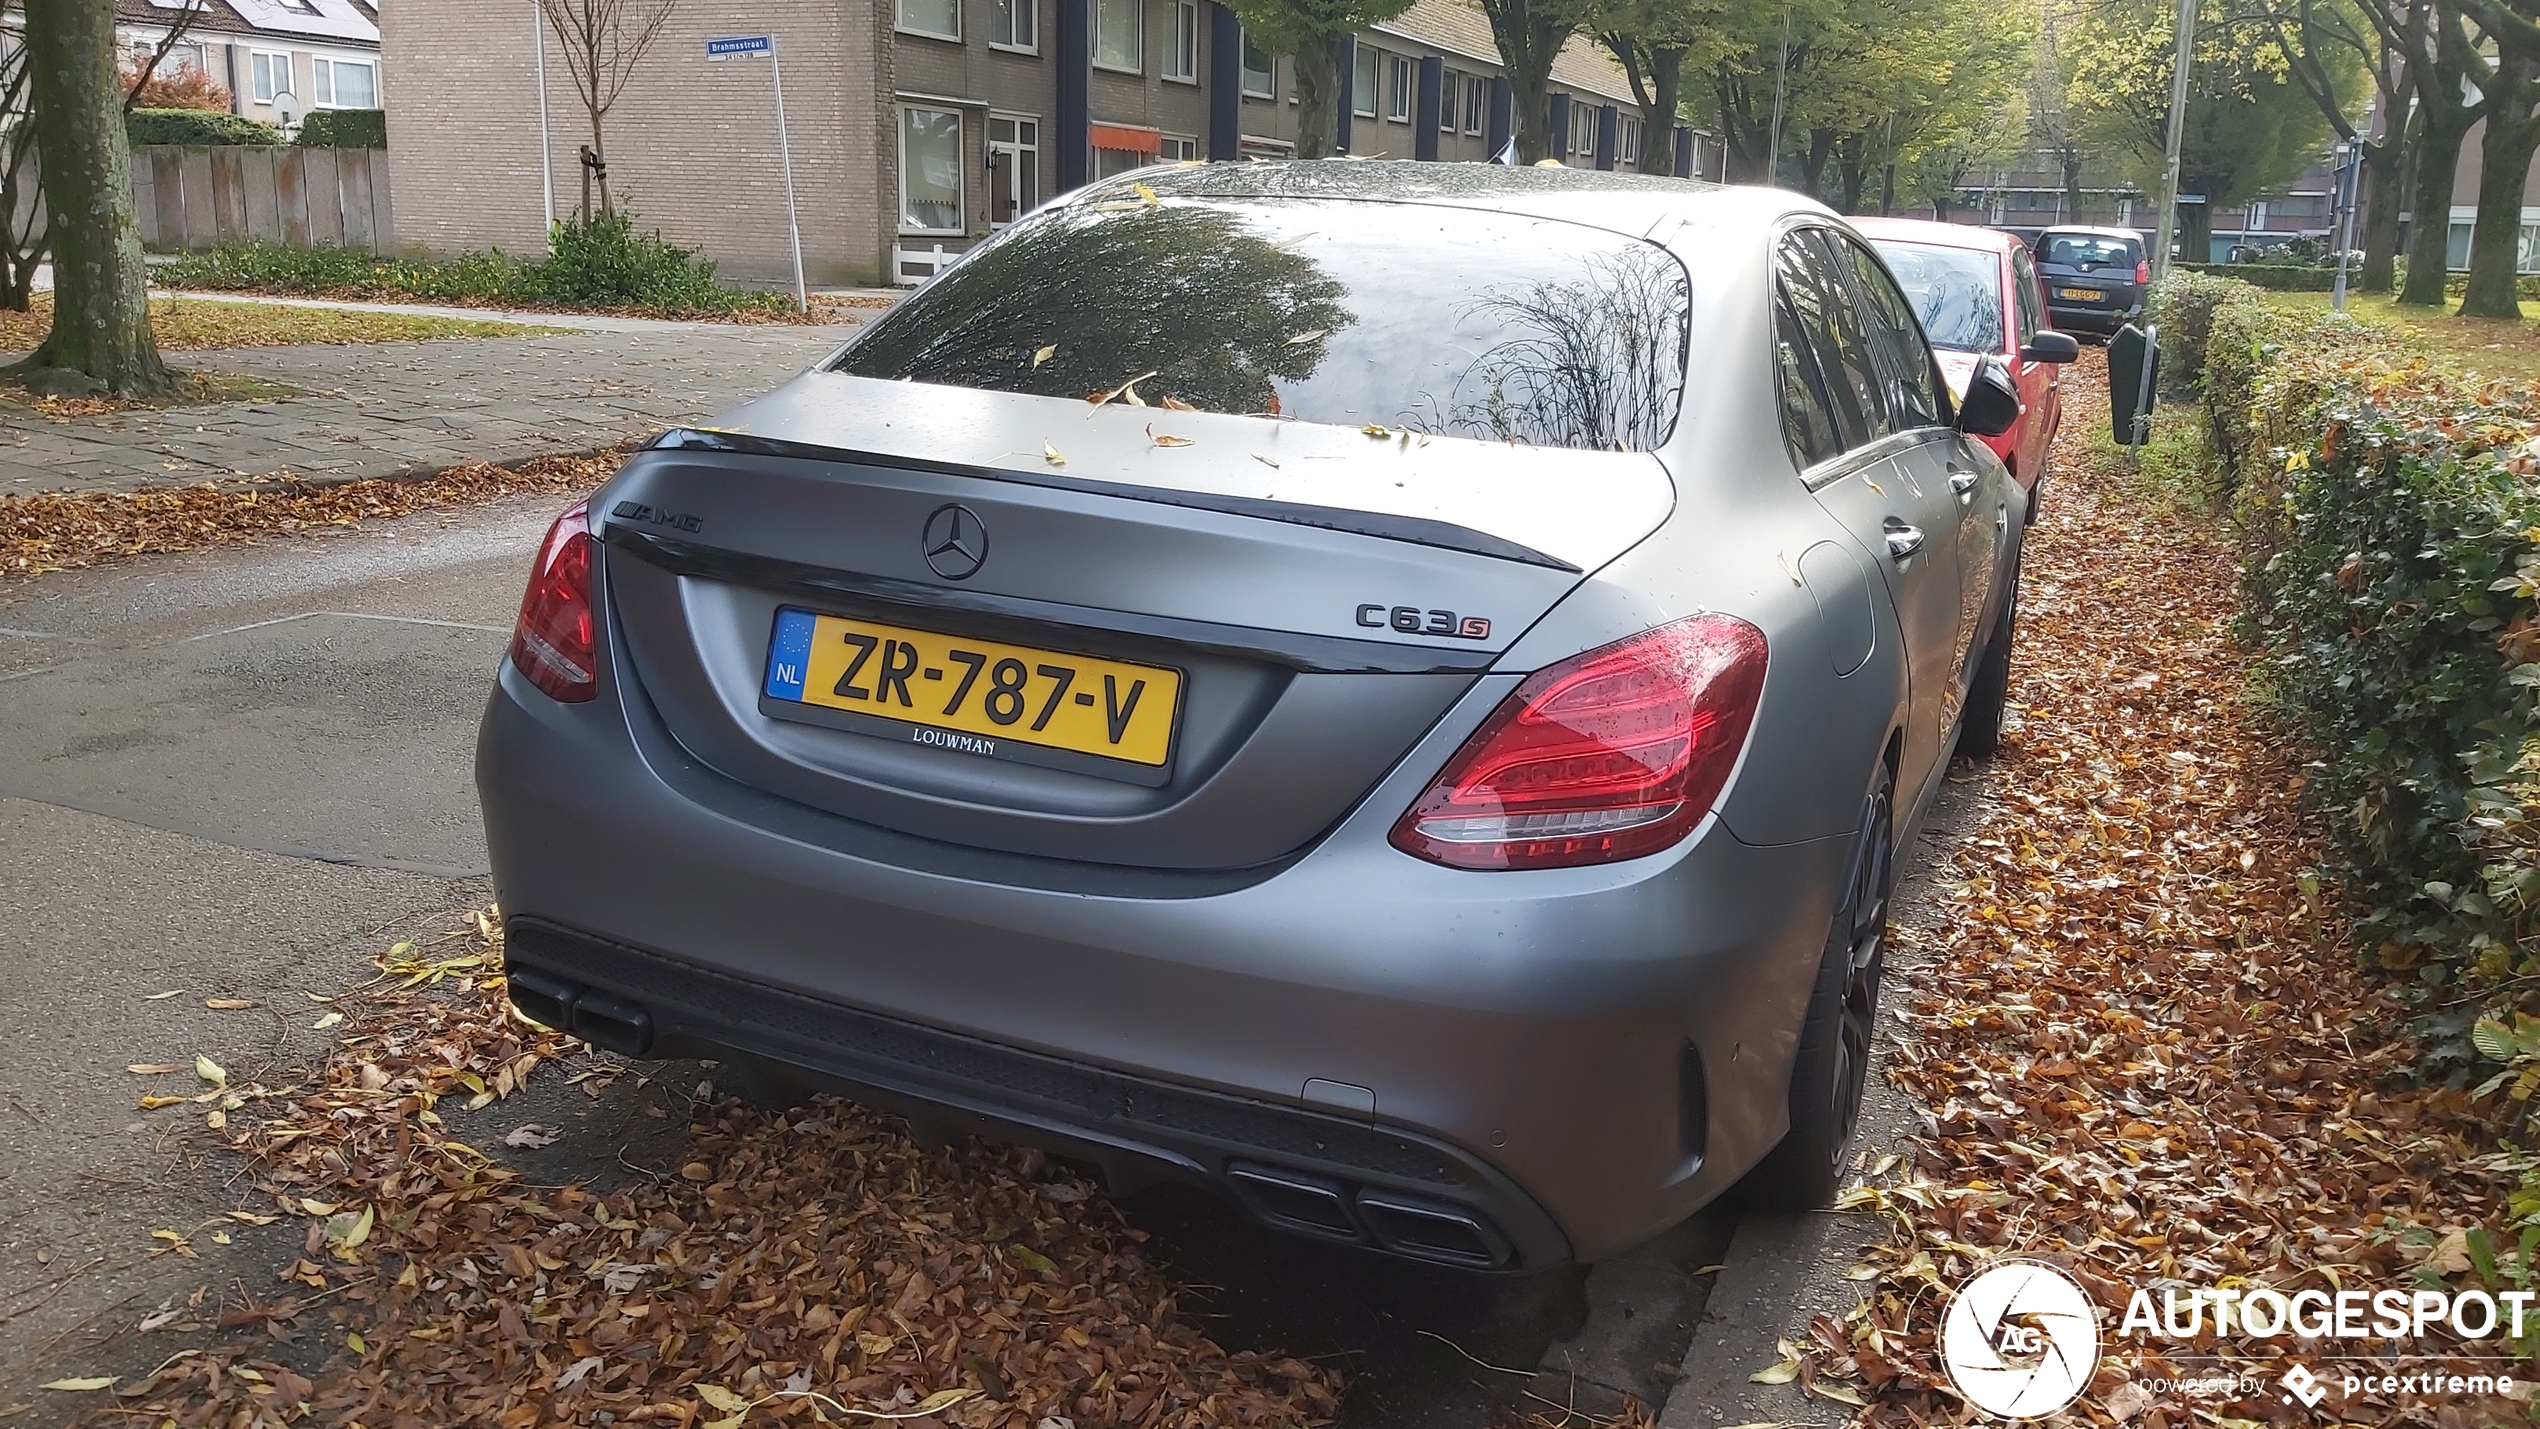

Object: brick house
[384,0,1699,287]
[113,0,382,126]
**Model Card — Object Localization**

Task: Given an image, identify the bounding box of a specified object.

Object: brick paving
[0,316,861,495]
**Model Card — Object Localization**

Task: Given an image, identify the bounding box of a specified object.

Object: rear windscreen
[2042,234,2138,267]
[1869,240,2002,353]
[833,195,1691,452]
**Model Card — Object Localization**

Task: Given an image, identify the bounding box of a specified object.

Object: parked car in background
[1993,226,2045,253]
[2032,226,2148,335]
[1855,216,2077,523]
[479,165,2032,1272]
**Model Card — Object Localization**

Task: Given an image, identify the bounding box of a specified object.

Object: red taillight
[2135,259,2151,285]
[509,501,598,703]
[1389,615,1767,871]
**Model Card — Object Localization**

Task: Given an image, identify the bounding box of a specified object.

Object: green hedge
[2175,281,2540,1067]
[126,109,283,147]
[160,208,793,317]
[2177,261,2343,292]
[294,108,385,148]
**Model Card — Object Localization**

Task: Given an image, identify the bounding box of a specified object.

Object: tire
[1955,555,2019,759]
[1737,763,1894,1211]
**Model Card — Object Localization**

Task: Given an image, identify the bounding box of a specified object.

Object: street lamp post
[2331,139,2360,313]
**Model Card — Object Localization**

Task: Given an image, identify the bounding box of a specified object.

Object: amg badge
[1357,604,1492,640]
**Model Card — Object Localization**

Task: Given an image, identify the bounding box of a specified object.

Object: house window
[1569,100,1594,156]
[1093,0,1140,71]
[1464,73,1484,133]
[1094,147,1149,179]
[988,114,1039,225]
[1386,54,1411,121]
[1351,44,1377,118]
[991,0,1035,50]
[312,57,375,108]
[1440,72,1459,133]
[900,105,964,234]
[249,50,289,103]
[1620,116,1641,165]
[1240,30,1273,97]
[1164,0,1197,80]
[1162,133,1199,161]
[900,0,960,39]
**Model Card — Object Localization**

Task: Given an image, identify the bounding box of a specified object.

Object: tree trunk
[1879,161,1895,215]
[1800,126,1832,197]
[1836,153,1866,213]
[1633,47,1681,174]
[1507,65,1552,163]
[587,109,612,217]
[2358,116,2411,292]
[19,0,168,395]
[1293,40,1338,159]
[2176,184,2214,265]
[2061,150,2083,220]
[2401,103,2478,306]
[2462,60,2540,318]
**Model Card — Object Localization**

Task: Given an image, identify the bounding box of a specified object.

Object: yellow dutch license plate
[761,607,1181,769]
[2059,287,2104,301]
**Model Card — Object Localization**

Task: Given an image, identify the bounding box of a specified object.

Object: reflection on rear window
[833,194,1692,452]
[1868,240,2001,353]
[2042,234,2139,268]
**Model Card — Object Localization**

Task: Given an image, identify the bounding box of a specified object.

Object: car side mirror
[1956,356,2020,438]
[2019,331,2080,365]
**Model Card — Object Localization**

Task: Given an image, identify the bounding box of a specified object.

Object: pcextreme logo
[1940,1260,2102,1420]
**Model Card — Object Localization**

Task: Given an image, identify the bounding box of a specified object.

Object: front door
[987,115,1040,228]
[2007,245,2059,496]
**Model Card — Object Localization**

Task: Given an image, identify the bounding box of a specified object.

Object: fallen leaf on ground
[126,1063,180,1075]
[500,1123,561,1148]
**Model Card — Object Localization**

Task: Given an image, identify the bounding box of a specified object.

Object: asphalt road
[0,500,1731,1423]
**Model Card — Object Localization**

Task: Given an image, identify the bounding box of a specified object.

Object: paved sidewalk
[153,287,905,334]
[0,320,858,496]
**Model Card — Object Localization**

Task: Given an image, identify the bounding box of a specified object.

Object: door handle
[1882,517,1924,559]
[1996,503,2009,533]
[1949,467,1979,495]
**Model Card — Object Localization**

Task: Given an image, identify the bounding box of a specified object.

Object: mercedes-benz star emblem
[922,503,988,580]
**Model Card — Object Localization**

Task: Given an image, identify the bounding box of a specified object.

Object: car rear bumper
[476,652,1853,1267]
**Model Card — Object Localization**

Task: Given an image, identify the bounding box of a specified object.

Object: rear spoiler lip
[645,426,1583,575]
[604,524,1505,677]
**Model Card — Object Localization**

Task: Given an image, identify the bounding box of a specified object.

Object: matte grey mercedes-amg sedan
[478,162,2033,1271]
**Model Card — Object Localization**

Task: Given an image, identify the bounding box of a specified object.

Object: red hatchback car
[1853,217,2077,523]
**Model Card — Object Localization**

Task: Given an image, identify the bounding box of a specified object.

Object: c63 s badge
[1358,604,1492,640]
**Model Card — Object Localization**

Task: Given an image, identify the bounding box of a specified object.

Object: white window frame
[897,0,962,43]
[1439,71,1459,133]
[1163,0,1198,81]
[1092,0,1142,73]
[1385,54,1411,122]
[249,49,290,104]
[1620,115,1641,164]
[987,113,1040,225]
[1351,44,1378,118]
[1239,28,1274,98]
[311,56,375,108]
[1569,100,1593,156]
[990,0,1036,52]
[1464,73,1484,133]
[898,103,966,236]
[1162,133,1200,161]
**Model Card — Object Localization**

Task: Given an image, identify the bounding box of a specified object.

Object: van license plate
[2059,287,2104,301]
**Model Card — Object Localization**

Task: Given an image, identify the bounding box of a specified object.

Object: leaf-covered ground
[1807,362,2520,1425]
[0,447,628,580]
[0,296,562,355]
[58,917,1344,1429]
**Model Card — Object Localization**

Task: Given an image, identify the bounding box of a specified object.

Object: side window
[1773,289,1845,468]
[1787,231,1893,441]
[2011,248,2045,347]
[1773,234,1869,465]
[1834,234,1942,430]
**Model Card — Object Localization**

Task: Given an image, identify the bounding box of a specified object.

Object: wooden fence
[131,145,394,254]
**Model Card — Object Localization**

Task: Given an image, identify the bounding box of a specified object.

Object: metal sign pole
[2151,0,2198,282]
[2331,143,2359,313]
[706,35,808,315]
[769,46,807,315]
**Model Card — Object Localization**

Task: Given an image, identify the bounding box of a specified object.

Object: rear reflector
[510,501,598,703]
[1390,615,1766,870]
